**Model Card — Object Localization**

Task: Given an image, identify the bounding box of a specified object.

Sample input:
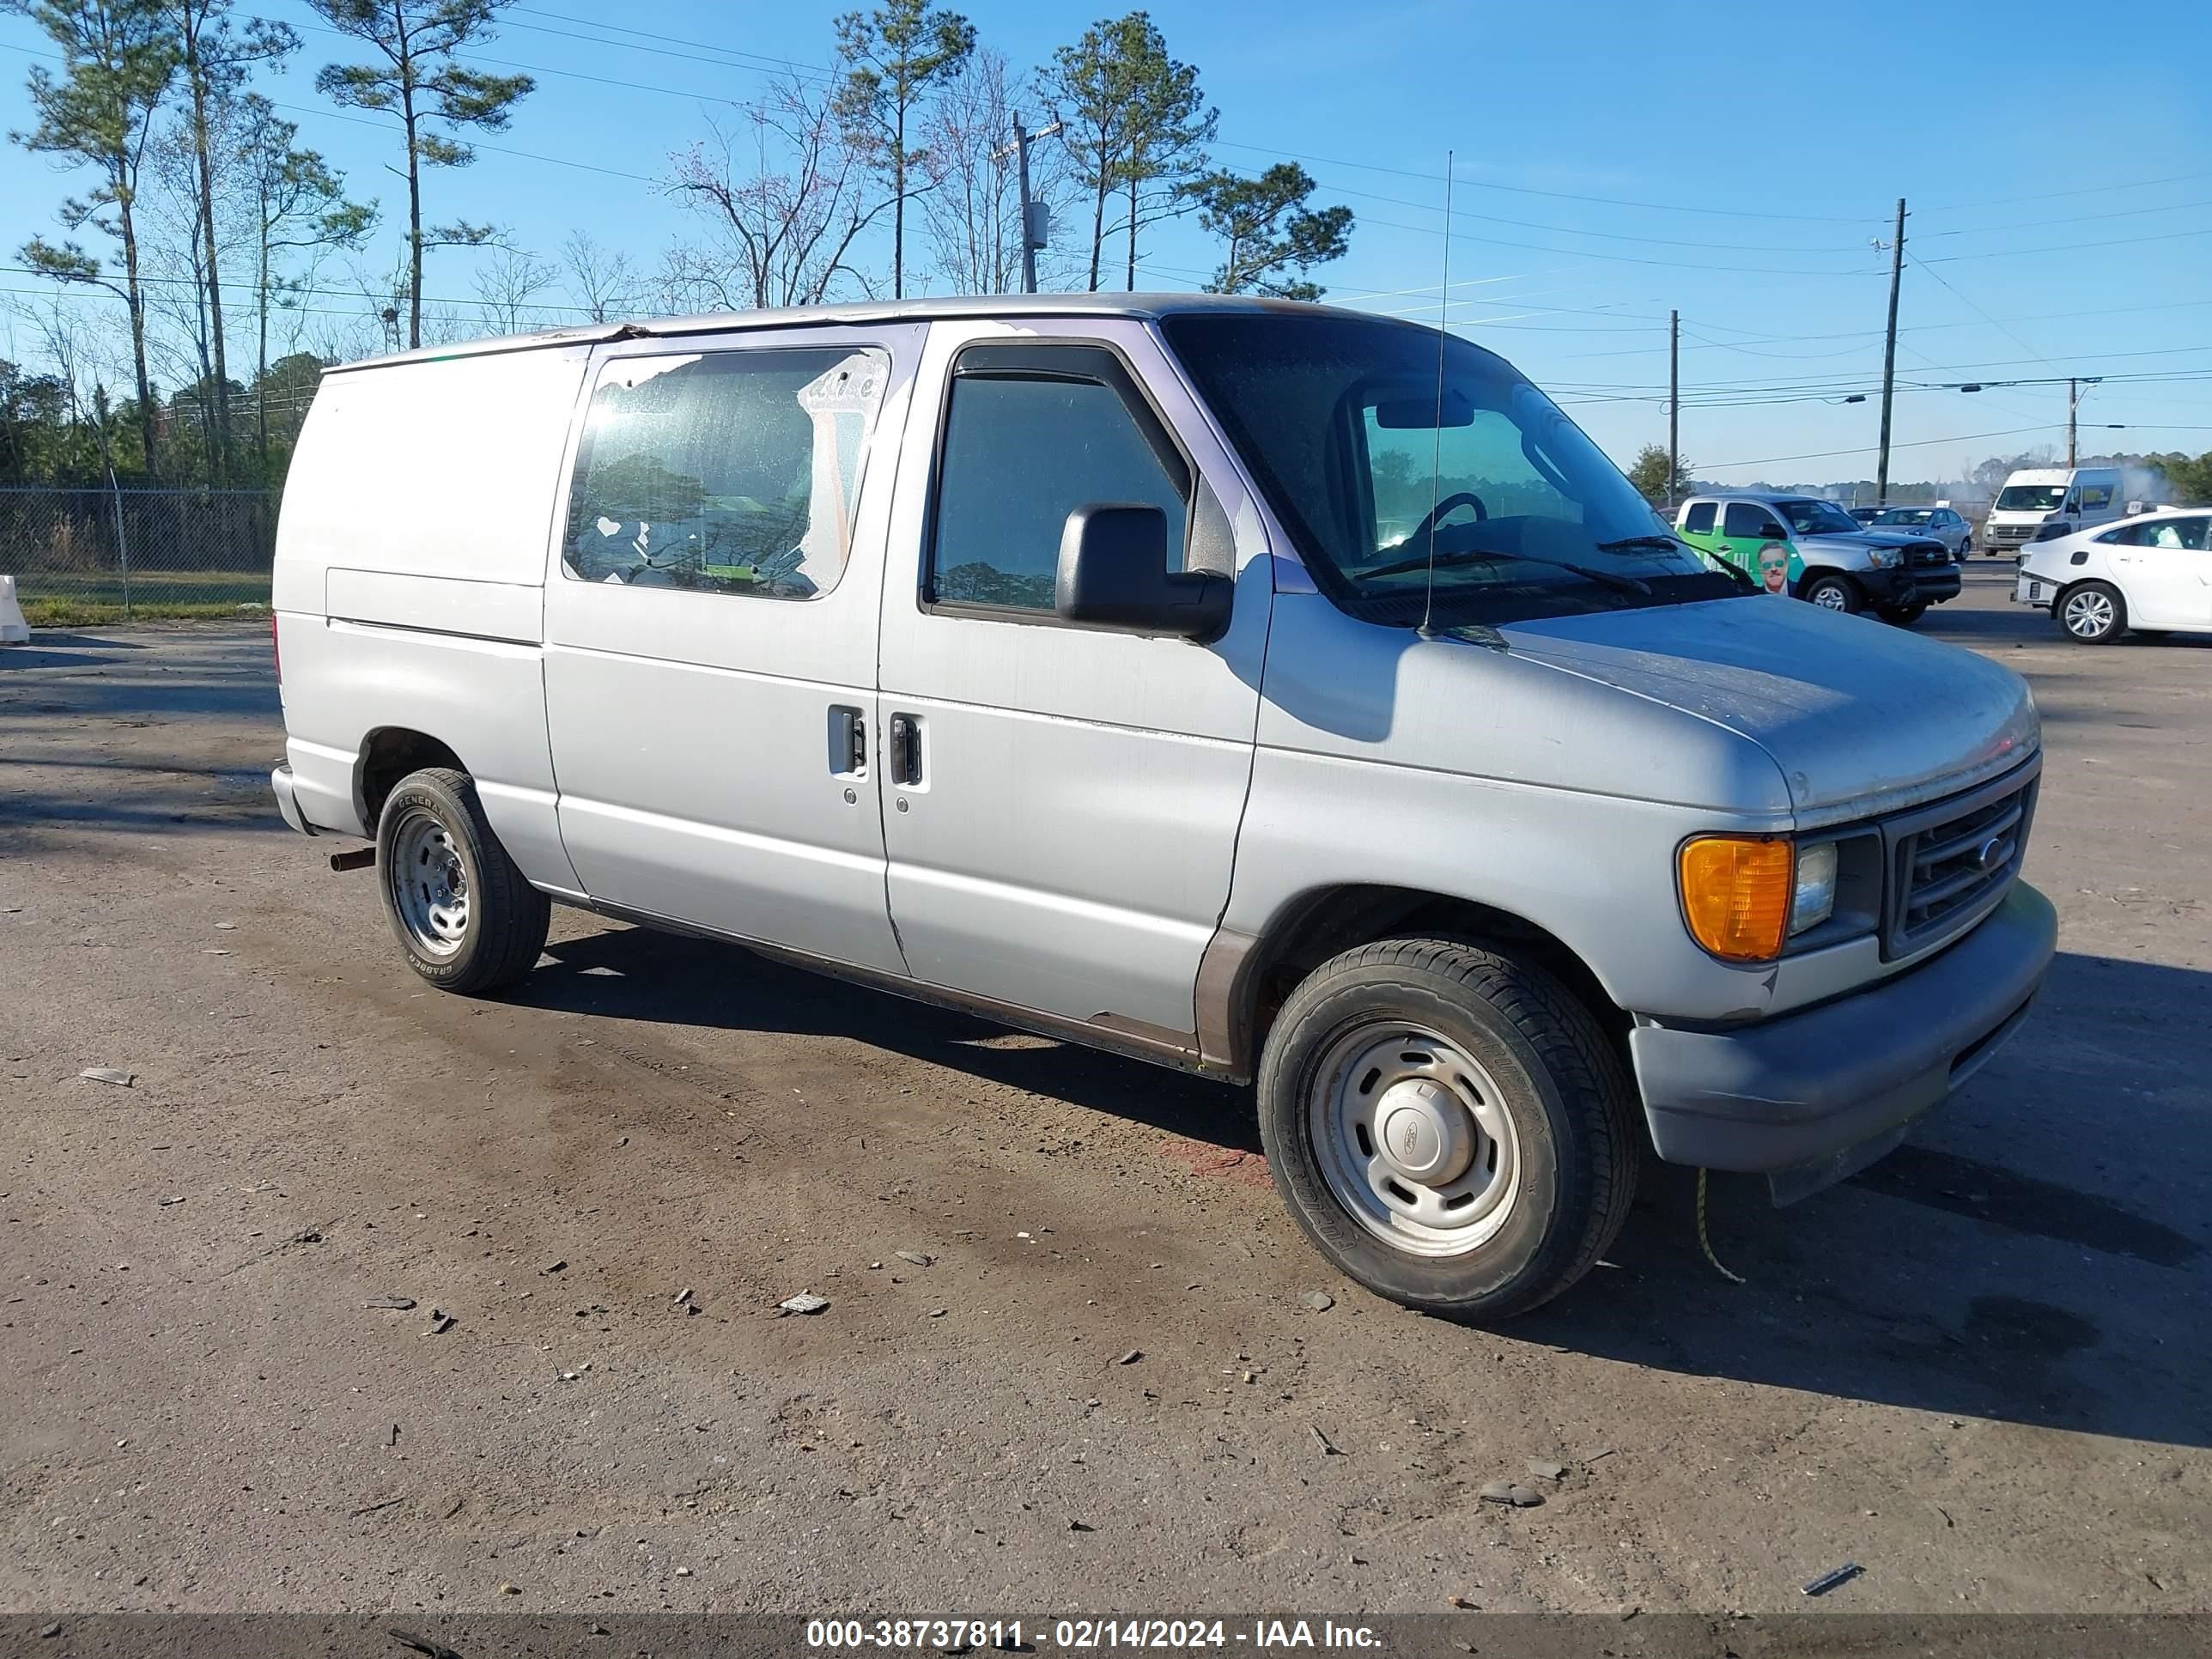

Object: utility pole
[1875,198,1905,506]
[994,113,1061,294]
[2065,377,2101,466]
[1668,308,1680,512]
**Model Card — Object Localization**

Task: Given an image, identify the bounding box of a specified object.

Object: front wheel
[1880,602,1929,627]
[1255,938,1638,1321]
[1802,573,1861,613]
[2057,580,2125,644]
[376,766,551,994]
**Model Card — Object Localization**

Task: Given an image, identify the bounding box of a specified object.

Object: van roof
[325,292,1401,374]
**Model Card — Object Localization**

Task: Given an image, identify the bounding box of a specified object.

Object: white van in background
[1982,466,2124,553]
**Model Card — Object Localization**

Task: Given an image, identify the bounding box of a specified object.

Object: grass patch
[13,568,270,627]
[21,597,269,627]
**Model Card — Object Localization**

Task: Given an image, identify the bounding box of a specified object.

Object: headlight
[1791,841,1838,936]
[1867,544,1902,568]
[1678,836,1792,962]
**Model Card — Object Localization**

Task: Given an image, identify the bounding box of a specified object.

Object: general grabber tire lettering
[375,767,551,994]
[1255,938,1639,1320]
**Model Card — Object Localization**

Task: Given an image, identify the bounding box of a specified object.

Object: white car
[2014,507,2212,642]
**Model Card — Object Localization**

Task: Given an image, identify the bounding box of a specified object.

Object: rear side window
[562,346,886,599]
[1723,501,1781,538]
[1681,501,1716,535]
[2077,483,2114,510]
[929,345,1188,614]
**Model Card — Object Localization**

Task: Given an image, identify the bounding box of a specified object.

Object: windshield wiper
[1359,546,1651,595]
[1359,546,1512,580]
[1592,534,1681,553]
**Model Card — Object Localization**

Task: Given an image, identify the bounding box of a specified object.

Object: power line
[1703,425,2056,471]
[1923,170,2212,212]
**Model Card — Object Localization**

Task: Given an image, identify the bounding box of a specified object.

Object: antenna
[1419,149,1454,637]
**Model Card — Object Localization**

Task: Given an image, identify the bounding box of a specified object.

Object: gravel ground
[1,564,2206,1618]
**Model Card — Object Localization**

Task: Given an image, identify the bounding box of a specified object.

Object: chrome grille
[1883,766,2039,959]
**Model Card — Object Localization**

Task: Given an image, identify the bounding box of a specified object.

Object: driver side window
[1723,502,1784,539]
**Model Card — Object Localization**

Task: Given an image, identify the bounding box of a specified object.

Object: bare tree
[915,47,1048,296]
[163,0,295,478]
[665,74,890,311]
[470,245,555,334]
[560,229,639,323]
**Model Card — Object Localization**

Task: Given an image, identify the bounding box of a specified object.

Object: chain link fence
[0,485,278,626]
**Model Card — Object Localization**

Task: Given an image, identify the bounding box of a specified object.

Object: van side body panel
[271,345,590,890]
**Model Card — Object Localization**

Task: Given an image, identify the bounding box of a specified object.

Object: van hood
[1498,597,2038,822]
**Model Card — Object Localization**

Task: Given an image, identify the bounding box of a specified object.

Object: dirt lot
[2,564,2207,1619]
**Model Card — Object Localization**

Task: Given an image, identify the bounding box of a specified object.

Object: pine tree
[6,0,179,477]
[835,0,974,301]
[308,0,532,349]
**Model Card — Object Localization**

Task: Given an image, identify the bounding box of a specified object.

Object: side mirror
[1054,503,1231,641]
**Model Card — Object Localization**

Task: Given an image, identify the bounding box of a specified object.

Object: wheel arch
[1200,883,1626,1082]
[356,726,469,830]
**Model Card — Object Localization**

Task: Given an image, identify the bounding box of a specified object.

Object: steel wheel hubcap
[390,809,469,957]
[1310,1024,1520,1257]
[2065,592,2112,635]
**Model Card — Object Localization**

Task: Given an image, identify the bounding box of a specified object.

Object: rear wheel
[2058,581,2125,644]
[375,767,550,994]
[1255,938,1638,1321]
[1802,573,1861,613]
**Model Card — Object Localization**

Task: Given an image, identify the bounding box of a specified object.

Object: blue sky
[3,0,2209,483]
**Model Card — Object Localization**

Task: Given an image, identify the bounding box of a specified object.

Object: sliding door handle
[888,713,923,786]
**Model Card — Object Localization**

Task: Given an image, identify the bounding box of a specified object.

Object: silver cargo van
[270,295,2057,1317]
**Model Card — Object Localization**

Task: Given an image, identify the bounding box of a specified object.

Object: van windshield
[1996,483,2069,512]
[1160,312,1747,628]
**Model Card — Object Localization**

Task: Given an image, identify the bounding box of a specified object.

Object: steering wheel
[1403,490,1488,550]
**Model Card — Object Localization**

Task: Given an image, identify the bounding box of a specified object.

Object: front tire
[1255,938,1638,1321]
[2057,580,2125,644]
[376,767,550,994]
[1802,573,1861,613]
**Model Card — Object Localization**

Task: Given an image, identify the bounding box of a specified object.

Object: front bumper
[1851,564,1920,606]
[271,761,317,836]
[1629,882,2057,1200]
[1911,563,1961,604]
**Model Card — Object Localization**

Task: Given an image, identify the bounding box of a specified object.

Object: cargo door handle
[888,713,923,787]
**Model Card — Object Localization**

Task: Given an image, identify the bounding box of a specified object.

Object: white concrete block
[0,574,28,645]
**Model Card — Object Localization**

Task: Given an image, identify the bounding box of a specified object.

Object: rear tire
[2057,580,2125,645]
[375,767,550,994]
[1255,938,1638,1321]
[1802,573,1861,613]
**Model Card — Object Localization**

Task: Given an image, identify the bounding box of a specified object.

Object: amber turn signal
[1678,836,1795,963]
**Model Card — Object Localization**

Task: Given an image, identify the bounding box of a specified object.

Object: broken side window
[561,345,886,599]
